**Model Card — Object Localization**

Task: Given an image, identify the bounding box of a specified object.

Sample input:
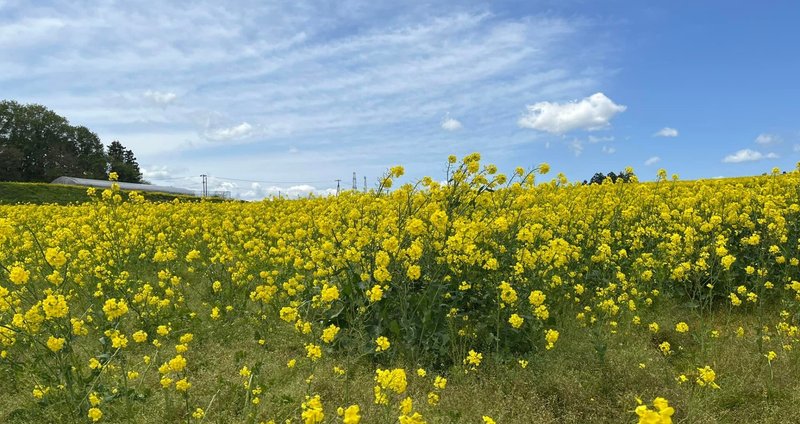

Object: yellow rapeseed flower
[508,314,524,329]
[46,336,65,352]
[545,329,559,350]
[102,298,129,321]
[88,407,103,422]
[375,336,390,352]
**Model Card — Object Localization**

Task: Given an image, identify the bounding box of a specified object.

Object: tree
[122,149,144,182]
[587,170,635,185]
[0,100,143,183]
[589,172,607,185]
[1,100,73,181]
[0,145,23,180]
[107,140,144,183]
[72,126,108,179]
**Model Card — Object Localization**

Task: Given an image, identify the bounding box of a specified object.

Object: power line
[146,175,199,181]
[211,176,332,185]
[149,174,336,188]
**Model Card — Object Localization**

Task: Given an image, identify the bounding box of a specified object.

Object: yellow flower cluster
[42,294,68,319]
[696,365,720,389]
[375,336,390,352]
[375,368,408,395]
[0,155,798,422]
[300,395,324,424]
[635,397,674,424]
[102,298,129,321]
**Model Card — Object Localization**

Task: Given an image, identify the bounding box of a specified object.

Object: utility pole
[200,174,208,197]
[352,172,357,191]
[335,179,341,195]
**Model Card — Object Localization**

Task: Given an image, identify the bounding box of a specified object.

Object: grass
[2,298,797,423]
[0,182,225,205]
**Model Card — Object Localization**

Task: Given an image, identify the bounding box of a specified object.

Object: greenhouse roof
[51,176,195,196]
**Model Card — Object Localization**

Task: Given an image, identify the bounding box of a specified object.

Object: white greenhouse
[51,176,195,196]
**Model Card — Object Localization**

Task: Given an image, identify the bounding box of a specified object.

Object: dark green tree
[0,144,24,180]
[1,100,72,181]
[587,170,635,185]
[0,100,130,182]
[72,126,108,179]
[589,172,606,185]
[107,140,144,183]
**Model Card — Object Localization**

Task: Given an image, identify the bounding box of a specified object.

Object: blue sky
[2,0,799,198]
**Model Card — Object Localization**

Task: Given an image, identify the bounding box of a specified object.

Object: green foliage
[0,100,144,183]
[316,157,547,367]
[586,170,636,185]
[107,140,145,183]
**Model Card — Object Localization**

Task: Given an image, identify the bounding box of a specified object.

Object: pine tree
[106,140,144,183]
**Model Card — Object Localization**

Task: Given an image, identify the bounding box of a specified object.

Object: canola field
[1,154,800,423]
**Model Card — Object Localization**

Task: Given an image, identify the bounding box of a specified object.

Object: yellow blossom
[46,336,65,352]
[88,407,103,422]
[375,336,390,352]
[545,329,559,350]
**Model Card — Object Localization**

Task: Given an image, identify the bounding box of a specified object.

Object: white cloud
[588,135,614,143]
[140,170,344,201]
[601,145,615,154]
[644,156,660,166]
[441,117,463,131]
[794,144,800,152]
[518,92,626,134]
[238,182,337,200]
[143,90,177,105]
[0,2,612,182]
[567,138,583,156]
[654,127,678,137]
[0,17,66,48]
[205,122,253,141]
[141,165,178,179]
[755,133,780,145]
[722,149,779,163]
[97,130,199,156]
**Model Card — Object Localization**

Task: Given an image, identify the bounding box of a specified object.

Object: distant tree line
[583,170,635,185]
[0,100,145,183]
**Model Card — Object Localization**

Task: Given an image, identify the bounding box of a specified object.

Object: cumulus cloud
[722,149,779,163]
[654,127,678,137]
[239,182,336,200]
[518,92,626,134]
[205,122,253,141]
[755,133,780,145]
[141,165,179,179]
[441,117,463,131]
[644,156,660,166]
[143,90,177,105]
